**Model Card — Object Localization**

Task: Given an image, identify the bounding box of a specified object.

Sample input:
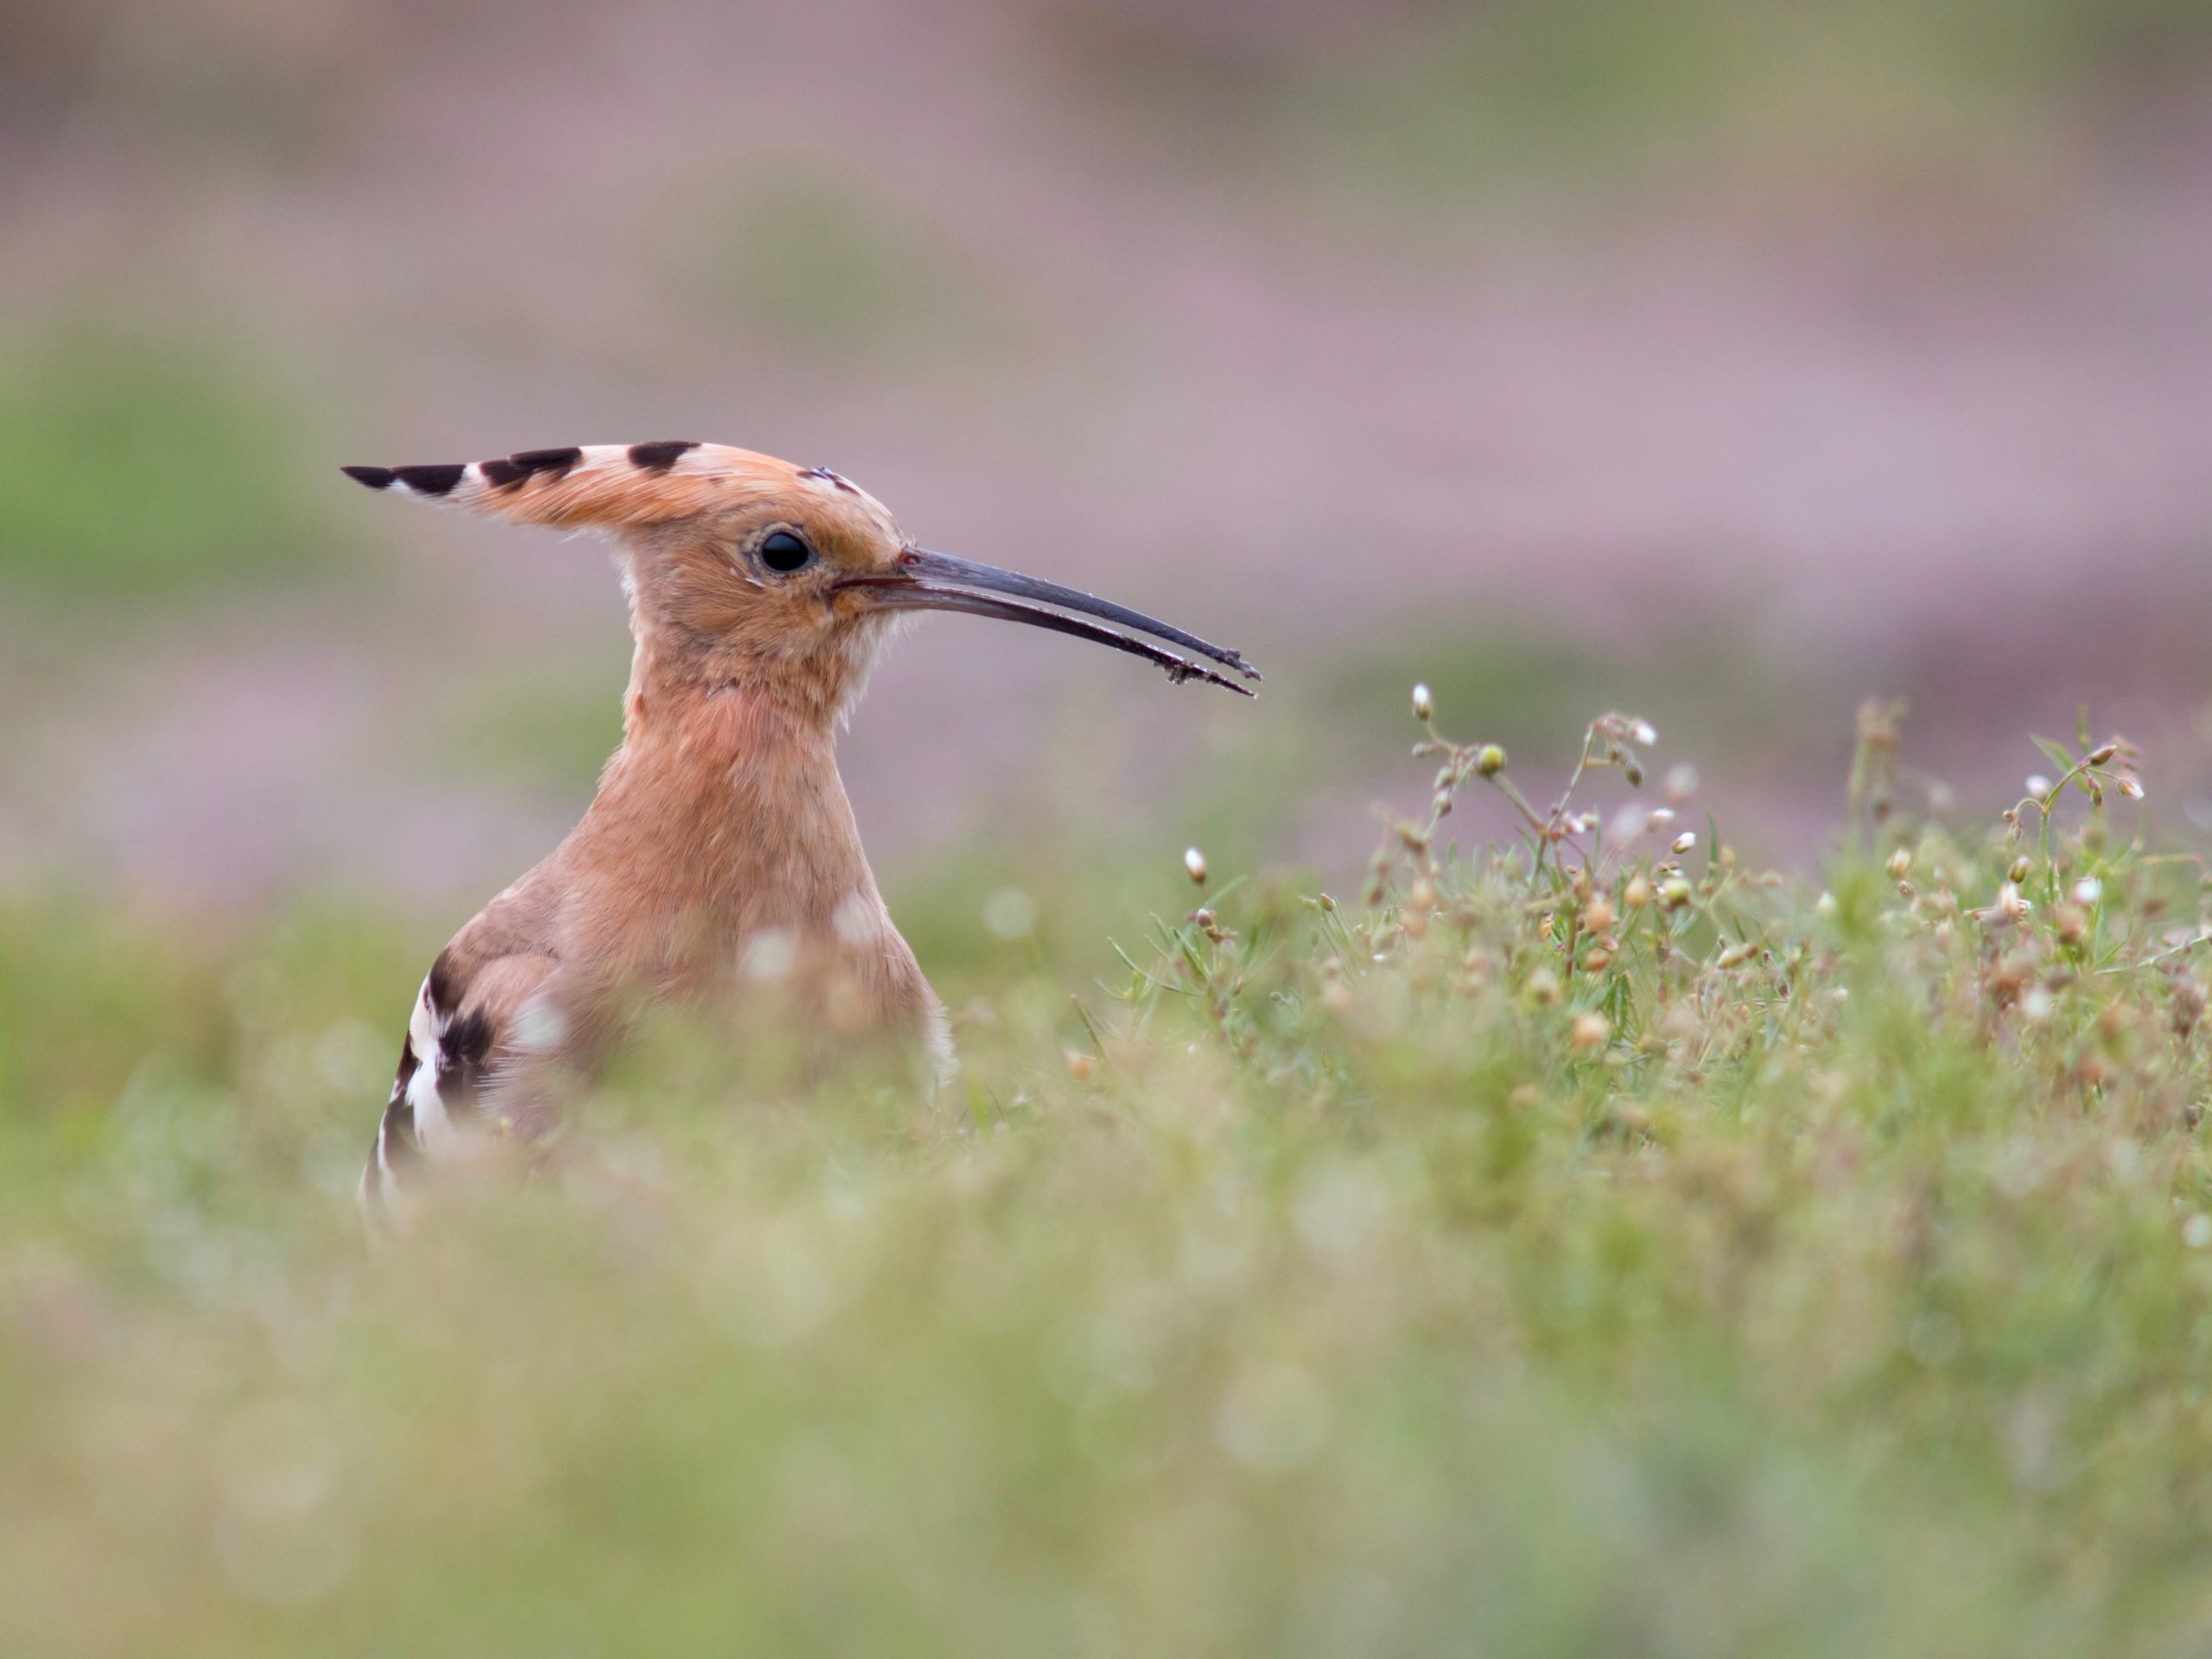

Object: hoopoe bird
[341,442,1258,1234]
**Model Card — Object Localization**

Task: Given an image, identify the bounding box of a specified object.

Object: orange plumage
[344,440,1258,1236]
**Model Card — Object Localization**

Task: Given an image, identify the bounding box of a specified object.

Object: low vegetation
[4,690,2212,1656]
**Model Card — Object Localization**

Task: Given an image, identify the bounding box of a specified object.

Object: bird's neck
[582,675,879,939]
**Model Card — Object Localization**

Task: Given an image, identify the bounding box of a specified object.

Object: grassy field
[3,691,2212,1656]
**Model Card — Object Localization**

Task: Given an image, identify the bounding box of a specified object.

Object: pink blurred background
[2,0,2208,911]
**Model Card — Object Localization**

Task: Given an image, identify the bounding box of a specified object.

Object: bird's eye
[760,530,814,574]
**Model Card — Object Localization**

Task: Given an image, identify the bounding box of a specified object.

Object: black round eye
[760,530,813,574]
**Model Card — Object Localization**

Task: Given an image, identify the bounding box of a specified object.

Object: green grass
[6,694,2212,1654]
[659,167,1016,366]
[1053,0,2212,213]
[0,329,344,603]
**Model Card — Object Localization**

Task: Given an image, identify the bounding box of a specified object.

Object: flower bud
[1475,744,1507,777]
[2009,855,2031,884]
[2088,742,2118,765]
[1527,967,1561,1005]
[1660,877,1693,910]
[1624,874,1653,911]
[1885,847,1912,879]
[1672,831,1698,855]
[1184,847,1208,886]
[1581,898,1616,934]
[1570,1011,1609,1050]
[2119,775,2144,800]
[1411,683,1434,721]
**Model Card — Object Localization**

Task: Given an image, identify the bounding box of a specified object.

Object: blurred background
[2,0,2209,923]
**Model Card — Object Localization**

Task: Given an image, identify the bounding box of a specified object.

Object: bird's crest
[341,442,883,530]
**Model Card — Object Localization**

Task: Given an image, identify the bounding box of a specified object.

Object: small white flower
[2070,877,2102,906]
[1184,847,1208,885]
[980,887,1035,942]
[2026,773,2054,800]
[833,890,881,944]
[742,927,796,981]
[1410,683,1433,721]
[1672,831,1698,855]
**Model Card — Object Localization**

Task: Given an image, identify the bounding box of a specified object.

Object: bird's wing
[359,938,561,1239]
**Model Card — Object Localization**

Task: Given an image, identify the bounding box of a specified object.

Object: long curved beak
[839,547,1262,696]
